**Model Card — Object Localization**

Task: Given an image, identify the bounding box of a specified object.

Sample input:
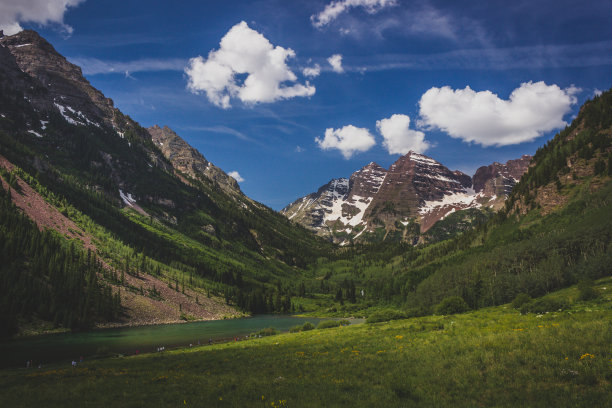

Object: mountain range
[281,151,531,244]
[0,29,610,338]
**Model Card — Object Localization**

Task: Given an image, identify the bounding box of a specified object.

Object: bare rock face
[0,30,171,178]
[472,155,532,209]
[282,178,350,234]
[147,125,240,194]
[368,152,471,219]
[283,151,532,244]
[0,30,117,127]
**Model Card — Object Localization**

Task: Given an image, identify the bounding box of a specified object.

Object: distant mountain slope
[473,155,532,197]
[282,151,531,244]
[0,30,331,334]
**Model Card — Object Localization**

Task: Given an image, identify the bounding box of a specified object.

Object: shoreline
[12,312,249,340]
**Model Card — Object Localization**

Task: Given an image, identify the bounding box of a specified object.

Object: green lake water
[0,315,334,369]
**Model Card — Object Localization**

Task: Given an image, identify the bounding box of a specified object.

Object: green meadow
[1,278,610,407]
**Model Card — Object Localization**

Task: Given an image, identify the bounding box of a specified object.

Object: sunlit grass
[1,278,610,407]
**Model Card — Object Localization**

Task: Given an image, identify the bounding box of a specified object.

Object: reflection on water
[0,315,339,369]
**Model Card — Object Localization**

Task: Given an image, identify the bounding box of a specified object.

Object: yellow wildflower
[395,335,403,340]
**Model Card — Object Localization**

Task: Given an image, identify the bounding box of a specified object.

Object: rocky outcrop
[147,125,240,194]
[472,155,532,209]
[0,30,117,127]
[0,30,173,182]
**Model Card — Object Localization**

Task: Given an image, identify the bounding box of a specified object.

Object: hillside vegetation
[290,88,612,317]
[0,30,335,335]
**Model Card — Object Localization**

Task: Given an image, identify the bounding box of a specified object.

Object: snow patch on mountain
[409,152,437,165]
[119,189,137,207]
[419,190,481,215]
[54,103,100,127]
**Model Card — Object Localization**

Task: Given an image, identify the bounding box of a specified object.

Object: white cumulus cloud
[376,114,430,155]
[228,171,244,183]
[185,21,315,108]
[311,0,397,28]
[418,81,579,147]
[315,125,376,159]
[0,0,84,35]
[328,54,344,73]
[302,63,321,78]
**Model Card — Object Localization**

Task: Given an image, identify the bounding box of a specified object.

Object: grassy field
[1,278,610,407]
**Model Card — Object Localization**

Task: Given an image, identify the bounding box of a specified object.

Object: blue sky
[4,0,612,209]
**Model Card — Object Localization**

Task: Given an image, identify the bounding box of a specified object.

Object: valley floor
[1,278,610,407]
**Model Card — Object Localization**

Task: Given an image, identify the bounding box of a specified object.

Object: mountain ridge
[147,125,241,194]
[282,151,532,243]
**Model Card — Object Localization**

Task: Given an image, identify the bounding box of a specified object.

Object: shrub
[179,313,196,321]
[338,319,351,326]
[366,309,408,323]
[289,325,302,333]
[405,307,430,318]
[301,322,315,331]
[253,327,277,337]
[435,296,469,315]
[511,293,532,309]
[520,298,568,314]
[578,279,600,301]
[317,320,341,329]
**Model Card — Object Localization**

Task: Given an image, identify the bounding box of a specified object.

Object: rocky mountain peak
[473,155,532,196]
[0,30,120,129]
[282,150,532,244]
[349,161,387,198]
[147,125,240,194]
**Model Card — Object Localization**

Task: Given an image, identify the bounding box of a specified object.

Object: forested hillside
[0,30,333,335]
[291,88,612,317]
[0,177,120,337]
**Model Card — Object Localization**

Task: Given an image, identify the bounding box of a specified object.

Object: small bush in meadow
[366,309,408,323]
[405,307,430,318]
[511,293,532,309]
[435,296,469,315]
[317,320,341,329]
[301,322,315,331]
[338,319,351,326]
[289,325,302,333]
[520,298,568,314]
[253,327,277,337]
[578,279,600,301]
